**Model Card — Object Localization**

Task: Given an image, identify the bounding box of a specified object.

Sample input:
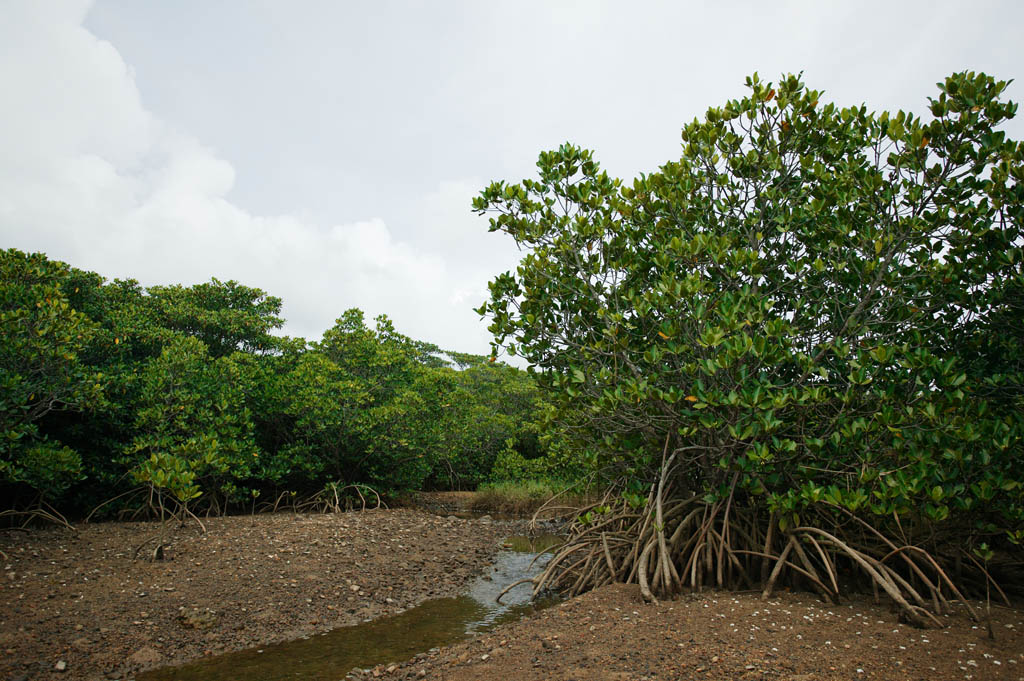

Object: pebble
[128,646,162,666]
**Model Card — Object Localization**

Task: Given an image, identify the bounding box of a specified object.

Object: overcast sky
[2,1,1023,355]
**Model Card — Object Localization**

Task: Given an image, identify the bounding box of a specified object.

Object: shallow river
[138,534,561,681]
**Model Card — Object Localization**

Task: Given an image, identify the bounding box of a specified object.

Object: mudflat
[2,510,1022,681]
[365,583,1024,681]
[1,510,510,680]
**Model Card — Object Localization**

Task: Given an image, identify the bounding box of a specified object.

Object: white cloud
[6,0,1019,361]
[0,1,515,353]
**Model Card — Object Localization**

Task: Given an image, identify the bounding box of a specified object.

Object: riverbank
[357,583,1024,681]
[0,510,513,680]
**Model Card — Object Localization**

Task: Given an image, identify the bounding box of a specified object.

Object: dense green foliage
[476,71,1023,557]
[0,249,545,519]
[0,251,103,502]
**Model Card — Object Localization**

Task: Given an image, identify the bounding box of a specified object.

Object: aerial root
[298,483,387,514]
[0,499,76,532]
[497,578,538,604]
[530,481,995,629]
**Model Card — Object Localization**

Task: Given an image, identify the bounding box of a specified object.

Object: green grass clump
[469,479,592,516]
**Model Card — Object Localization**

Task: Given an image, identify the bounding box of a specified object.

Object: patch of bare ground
[363,584,1024,681]
[6,508,1023,681]
[0,509,511,681]
[410,492,478,514]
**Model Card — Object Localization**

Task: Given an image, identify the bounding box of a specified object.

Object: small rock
[55,660,68,672]
[178,610,218,629]
[128,645,162,666]
[478,515,493,524]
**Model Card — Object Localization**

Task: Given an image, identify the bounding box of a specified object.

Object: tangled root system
[525,456,995,628]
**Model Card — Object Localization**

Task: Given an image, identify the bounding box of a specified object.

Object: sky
[2,1,1023,356]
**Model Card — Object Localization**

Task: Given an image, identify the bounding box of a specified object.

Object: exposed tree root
[0,498,76,532]
[298,483,387,514]
[85,486,146,523]
[496,578,537,603]
[531,481,994,628]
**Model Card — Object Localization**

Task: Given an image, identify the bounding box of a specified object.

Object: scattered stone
[128,645,161,666]
[55,659,67,672]
[177,610,218,629]
[3,507,1021,681]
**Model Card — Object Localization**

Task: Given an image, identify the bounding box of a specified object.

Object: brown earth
[362,584,1023,681]
[2,509,1023,681]
[0,509,511,681]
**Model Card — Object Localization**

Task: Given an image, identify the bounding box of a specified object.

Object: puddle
[500,534,561,553]
[138,535,562,681]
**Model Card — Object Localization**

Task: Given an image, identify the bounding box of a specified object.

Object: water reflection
[138,536,560,681]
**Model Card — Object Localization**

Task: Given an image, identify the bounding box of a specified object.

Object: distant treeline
[0,248,571,521]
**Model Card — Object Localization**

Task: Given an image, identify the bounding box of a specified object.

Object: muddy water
[138,535,562,681]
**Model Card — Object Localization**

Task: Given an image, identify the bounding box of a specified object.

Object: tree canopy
[0,248,547,521]
[475,71,1023,618]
